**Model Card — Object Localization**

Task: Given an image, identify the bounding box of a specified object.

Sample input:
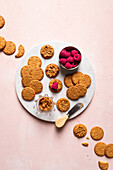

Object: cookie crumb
[86,136,90,140]
[98,161,109,170]
[82,142,89,146]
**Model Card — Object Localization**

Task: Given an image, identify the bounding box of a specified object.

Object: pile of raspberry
[59,48,81,69]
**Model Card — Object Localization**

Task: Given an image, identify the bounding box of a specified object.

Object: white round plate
[15,41,95,122]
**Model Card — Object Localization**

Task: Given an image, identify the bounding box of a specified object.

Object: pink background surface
[0,0,113,169]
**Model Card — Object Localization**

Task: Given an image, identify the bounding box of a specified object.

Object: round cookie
[90,126,104,140]
[40,45,54,59]
[75,84,87,97]
[79,74,91,88]
[73,124,87,138]
[29,80,43,94]
[94,142,106,156]
[3,41,16,55]
[28,56,42,68]
[64,74,74,87]
[98,161,109,170]
[105,144,113,158]
[21,75,33,87]
[0,36,6,50]
[56,98,70,112]
[72,72,83,84]
[21,87,35,101]
[45,63,59,78]
[49,79,62,93]
[21,65,32,77]
[31,68,44,81]
[66,86,80,100]
[15,45,25,58]
[39,97,53,111]
[0,16,5,28]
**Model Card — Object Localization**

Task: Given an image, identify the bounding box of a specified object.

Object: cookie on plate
[49,79,62,93]
[40,45,54,59]
[73,124,87,138]
[15,45,25,58]
[105,144,113,158]
[64,74,74,87]
[79,74,91,88]
[56,98,70,112]
[39,97,52,111]
[75,84,87,97]
[0,15,5,28]
[90,126,104,140]
[45,63,59,78]
[98,161,109,170]
[31,67,44,81]
[94,142,106,156]
[66,86,80,100]
[3,41,16,55]
[21,87,35,101]
[28,56,42,68]
[72,72,83,84]
[29,80,43,94]
[22,75,33,87]
[0,36,6,50]
[21,65,32,77]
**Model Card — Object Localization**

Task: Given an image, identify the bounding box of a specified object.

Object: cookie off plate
[15,41,95,122]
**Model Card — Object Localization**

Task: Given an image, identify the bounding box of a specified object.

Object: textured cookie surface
[73,124,87,138]
[28,56,42,68]
[90,126,104,140]
[22,75,33,87]
[56,98,70,112]
[39,97,52,111]
[94,142,106,156]
[29,80,43,94]
[79,74,91,88]
[75,84,87,97]
[21,65,32,77]
[45,63,59,78]
[72,72,83,84]
[98,161,109,170]
[0,16,5,28]
[49,79,62,93]
[67,86,80,100]
[105,144,113,158]
[40,45,54,59]
[3,41,16,55]
[31,68,44,81]
[15,45,25,58]
[0,36,6,50]
[22,87,35,101]
[64,74,74,87]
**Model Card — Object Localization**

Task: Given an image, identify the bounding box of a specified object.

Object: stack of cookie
[64,72,91,100]
[21,56,44,101]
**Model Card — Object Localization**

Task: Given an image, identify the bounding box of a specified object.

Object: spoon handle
[67,103,84,117]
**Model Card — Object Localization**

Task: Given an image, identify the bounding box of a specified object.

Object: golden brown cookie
[79,74,91,88]
[98,161,109,170]
[3,41,16,55]
[49,79,62,93]
[94,142,106,156]
[0,36,6,50]
[64,74,74,87]
[105,144,113,158]
[82,142,89,146]
[20,65,32,77]
[75,84,87,97]
[40,45,54,59]
[21,75,33,87]
[21,87,35,101]
[72,72,83,84]
[29,80,43,94]
[73,124,87,138]
[39,97,52,111]
[31,67,44,81]
[56,98,70,112]
[28,56,42,68]
[45,63,59,78]
[15,45,25,58]
[66,86,80,100]
[0,16,5,28]
[90,126,104,140]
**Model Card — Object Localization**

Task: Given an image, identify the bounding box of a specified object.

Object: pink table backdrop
[0,0,113,169]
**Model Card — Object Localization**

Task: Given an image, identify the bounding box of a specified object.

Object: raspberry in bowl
[59,46,82,71]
